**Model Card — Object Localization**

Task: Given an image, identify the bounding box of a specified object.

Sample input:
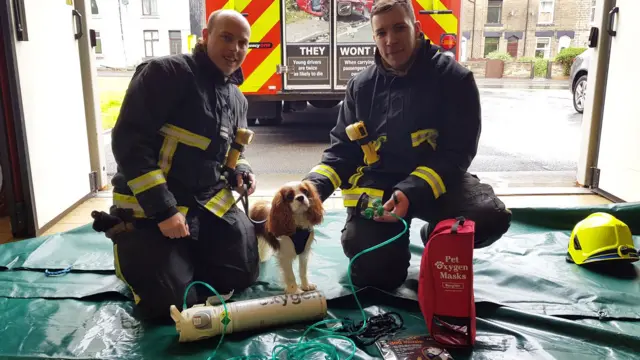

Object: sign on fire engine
[285,44,330,87]
[336,44,376,87]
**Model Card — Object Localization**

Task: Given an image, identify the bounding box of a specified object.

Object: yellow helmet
[567,212,639,265]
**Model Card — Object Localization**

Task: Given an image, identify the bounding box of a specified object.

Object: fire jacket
[304,36,481,212]
[110,49,252,228]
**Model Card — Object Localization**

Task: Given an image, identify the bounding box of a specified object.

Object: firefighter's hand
[374,190,409,223]
[158,212,190,239]
[235,173,257,196]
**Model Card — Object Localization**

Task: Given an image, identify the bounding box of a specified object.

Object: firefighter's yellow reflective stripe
[113,193,146,218]
[177,206,189,216]
[411,166,446,199]
[241,43,281,93]
[113,244,141,304]
[310,164,341,189]
[347,165,366,189]
[411,129,438,150]
[127,169,166,196]
[342,187,384,207]
[158,136,179,174]
[374,135,387,151]
[159,124,211,150]
[416,0,458,34]
[237,158,251,167]
[114,192,190,219]
[204,188,235,217]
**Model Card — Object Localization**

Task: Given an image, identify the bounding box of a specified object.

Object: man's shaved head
[201,9,251,76]
[205,9,251,34]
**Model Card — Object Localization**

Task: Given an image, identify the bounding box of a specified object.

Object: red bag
[418,216,476,347]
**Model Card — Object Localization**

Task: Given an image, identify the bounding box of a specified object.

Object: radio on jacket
[418,216,476,347]
[345,121,379,165]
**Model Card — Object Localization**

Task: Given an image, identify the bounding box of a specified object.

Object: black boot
[420,222,435,246]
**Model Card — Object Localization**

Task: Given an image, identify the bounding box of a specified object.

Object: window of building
[538,0,554,24]
[535,37,551,59]
[144,30,159,57]
[484,37,499,57]
[95,31,102,55]
[590,0,597,24]
[507,36,519,58]
[169,31,182,55]
[486,0,502,24]
[142,0,158,16]
[91,0,99,15]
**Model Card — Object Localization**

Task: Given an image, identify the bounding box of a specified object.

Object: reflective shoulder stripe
[113,192,147,218]
[341,187,384,207]
[159,124,211,150]
[411,129,438,150]
[127,169,166,196]
[310,164,341,189]
[204,188,235,218]
[411,166,446,199]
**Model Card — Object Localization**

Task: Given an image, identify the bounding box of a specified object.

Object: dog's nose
[295,195,305,203]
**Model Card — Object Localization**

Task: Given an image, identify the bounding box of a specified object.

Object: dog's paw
[301,283,317,292]
[285,284,304,295]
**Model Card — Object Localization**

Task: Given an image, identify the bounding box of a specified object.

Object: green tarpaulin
[1,203,639,359]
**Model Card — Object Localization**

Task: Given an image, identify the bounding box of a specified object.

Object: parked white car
[569,48,593,113]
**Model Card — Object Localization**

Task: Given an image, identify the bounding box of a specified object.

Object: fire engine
[205,0,461,125]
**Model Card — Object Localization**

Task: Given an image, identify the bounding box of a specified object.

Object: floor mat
[0,203,639,359]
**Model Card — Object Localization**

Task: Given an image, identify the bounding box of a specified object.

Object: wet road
[104,88,581,190]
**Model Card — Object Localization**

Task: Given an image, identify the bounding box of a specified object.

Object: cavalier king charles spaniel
[249,180,324,295]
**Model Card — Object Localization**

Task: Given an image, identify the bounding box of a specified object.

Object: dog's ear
[268,188,296,237]
[303,181,324,225]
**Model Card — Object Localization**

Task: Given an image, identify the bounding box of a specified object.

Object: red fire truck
[206,0,461,125]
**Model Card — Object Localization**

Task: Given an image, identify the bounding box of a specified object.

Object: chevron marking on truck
[413,0,459,41]
[206,0,283,94]
[239,0,281,93]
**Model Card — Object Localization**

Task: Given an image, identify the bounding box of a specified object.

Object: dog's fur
[249,180,324,294]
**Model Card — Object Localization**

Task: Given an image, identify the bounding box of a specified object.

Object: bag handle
[451,216,466,234]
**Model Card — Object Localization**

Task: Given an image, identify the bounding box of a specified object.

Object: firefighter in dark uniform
[304,0,512,291]
[95,10,259,321]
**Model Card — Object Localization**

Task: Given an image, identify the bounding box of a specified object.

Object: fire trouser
[103,205,260,321]
[340,172,512,291]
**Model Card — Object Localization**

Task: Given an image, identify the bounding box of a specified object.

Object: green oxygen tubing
[181,192,409,360]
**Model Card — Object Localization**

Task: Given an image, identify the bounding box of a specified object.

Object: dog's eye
[301,188,309,196]
[285,191,294,202]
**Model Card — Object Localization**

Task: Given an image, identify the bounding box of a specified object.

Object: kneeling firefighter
[303,0,512,291]
[92,10,260,321]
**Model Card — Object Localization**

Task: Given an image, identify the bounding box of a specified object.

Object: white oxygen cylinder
[170,290,328,343]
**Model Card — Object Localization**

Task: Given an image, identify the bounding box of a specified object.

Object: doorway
[507,35,519,58]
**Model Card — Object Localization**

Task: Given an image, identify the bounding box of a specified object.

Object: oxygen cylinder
[170,290,328,343]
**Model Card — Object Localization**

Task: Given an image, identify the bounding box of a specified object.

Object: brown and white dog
[249,180,324,295]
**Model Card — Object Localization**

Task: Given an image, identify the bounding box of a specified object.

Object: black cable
[231,172,266,225]
[336,312,405,347]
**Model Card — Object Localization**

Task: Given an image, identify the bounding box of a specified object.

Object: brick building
[460,0,596,61]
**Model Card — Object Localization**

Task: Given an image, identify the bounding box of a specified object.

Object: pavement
[102,86,581,193]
